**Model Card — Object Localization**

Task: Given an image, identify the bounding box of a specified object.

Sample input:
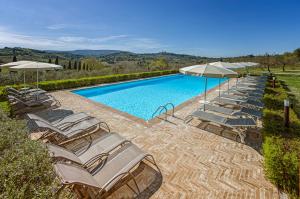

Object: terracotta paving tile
[46,79,279,199]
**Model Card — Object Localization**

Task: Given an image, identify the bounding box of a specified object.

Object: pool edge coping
[59,76,229,127]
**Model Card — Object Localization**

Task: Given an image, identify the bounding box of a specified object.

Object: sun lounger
[228,89,263,98]
[53,143,161,198]
[214,96,264,109]
[27,112,94,130]
[200,104,262,119]
[220,94,262,102]
[8,94,58,115]
[229,87,264,95]
[29,117,109,146]
[6,87,47,100]
[47,132,129,168]
[186,110,257,143]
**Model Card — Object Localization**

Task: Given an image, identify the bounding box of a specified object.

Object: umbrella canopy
[0,60,34,68]
[9,61,62,88]
[180,64,238,78]
[209,61,240,69]
[180,64,237,110]
[10,62,62,71]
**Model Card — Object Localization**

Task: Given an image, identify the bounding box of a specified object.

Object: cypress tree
[78,61,81,70]
[68,60,72,70]
[74,61,77,70]
[55,56,59,65]
[12,55,17,62]
[86,64,89,71]
[48,58,52,63]
[83,63,86,70]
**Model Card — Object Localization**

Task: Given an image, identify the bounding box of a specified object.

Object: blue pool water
[73,74,226,120]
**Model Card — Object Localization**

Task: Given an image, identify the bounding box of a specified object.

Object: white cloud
[46,24,68,30]
[0,27,167,52]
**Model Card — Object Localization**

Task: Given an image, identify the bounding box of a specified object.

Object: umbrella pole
[36,64,39,88]
[227,79,230,94]
[23,70,26,88]
[204,77,207,111]
[218,78,221,99]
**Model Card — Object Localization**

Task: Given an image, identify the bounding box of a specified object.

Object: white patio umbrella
[10,62,62,88]
[210,61,241,95]
[180,64,237,110]
[0,61,35,85]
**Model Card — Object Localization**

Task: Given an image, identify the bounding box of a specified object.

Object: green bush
[262,78,300,197]
[0,109,56,198]
[0,70,178,99]
[263,137,299,197]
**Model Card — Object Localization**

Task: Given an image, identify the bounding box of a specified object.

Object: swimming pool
[73,74,226,120]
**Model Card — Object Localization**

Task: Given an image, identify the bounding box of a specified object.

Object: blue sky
[0,0,299,57]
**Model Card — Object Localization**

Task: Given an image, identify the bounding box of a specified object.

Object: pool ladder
[151,102,175,121]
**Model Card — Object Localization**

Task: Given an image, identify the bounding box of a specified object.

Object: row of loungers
[6,87,161,198]
[185,75,268,143]
[6,87,60,115]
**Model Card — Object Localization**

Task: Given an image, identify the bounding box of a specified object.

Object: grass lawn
[277,75,300,115]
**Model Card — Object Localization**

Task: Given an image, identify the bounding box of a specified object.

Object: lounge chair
[229,87,264,95]
[200,104,262,119]
[220,93,262,102]
[8,95,58,115]
[186,110,257,143]
[54,143,161,198]
[6,87,47,100]
[47,132,129,169]
[29,117,110,146]
[27,112,94,130]
[214,96,264,109]
[228,89,263,98]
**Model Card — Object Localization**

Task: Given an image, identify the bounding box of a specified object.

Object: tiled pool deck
[49,78,279,198]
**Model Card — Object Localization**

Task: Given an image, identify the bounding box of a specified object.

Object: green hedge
[0,109,56,198]
[0,70,178,100]
[262,78,300,197]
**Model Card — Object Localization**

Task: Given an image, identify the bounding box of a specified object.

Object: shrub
[0,109,56,198]
[0,70,178,99]
[263,137,299,197]
[262,78,300,197]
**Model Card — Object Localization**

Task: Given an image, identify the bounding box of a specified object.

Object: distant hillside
[0,47,215,67]
[0,47,82,64]
[47,49,127,56]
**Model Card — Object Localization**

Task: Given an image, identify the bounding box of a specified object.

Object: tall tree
[12,55,17,62]
[86,64,89,71]
[83,63,86,70]
[78,61,81,70]
[68,60,72,70]
[48,58,52,63]
[55,56,59,65]
[73,60,77,70]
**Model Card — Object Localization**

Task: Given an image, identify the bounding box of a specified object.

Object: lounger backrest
[27,113,50,126]
[47,144,82,165]
[192,110,227,125]
[33,119,62,133]
[54,163,99,189]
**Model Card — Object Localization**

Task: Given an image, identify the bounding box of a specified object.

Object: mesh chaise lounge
[27,112,94,130]
[6,87,47,101]
[54,143,161,198]
[200,104,262,119]
[47,132,129,169]
[8,95,59,115]
[186,110,257,143]
[213,97,264,109]
[220,93,262,102]
[29,117,110,146]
